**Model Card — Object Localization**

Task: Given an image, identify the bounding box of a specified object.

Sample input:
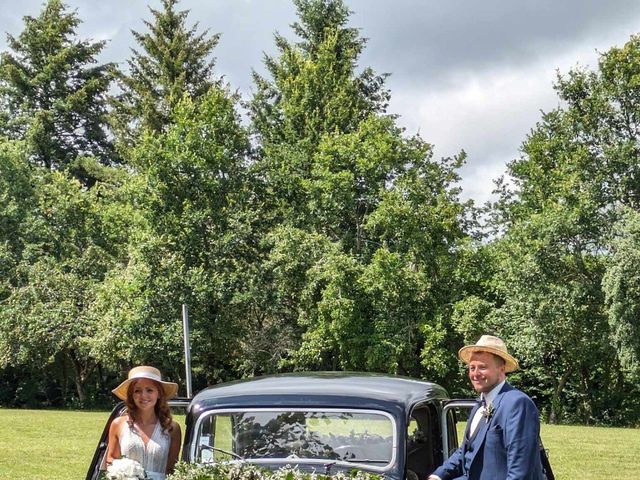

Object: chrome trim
[441,400,476,457]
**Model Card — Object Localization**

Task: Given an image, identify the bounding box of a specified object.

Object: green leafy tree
[92,86,252,386]
[0,168,132,404]
[487,34,640,424]
[0,138,34,301]
[603,207,640,383]
[490,212,611,423]
[0,0,115,177]
[251,0,388,148]
[111,0,220,145]
[250,0,390,227]
[245,0,467,379]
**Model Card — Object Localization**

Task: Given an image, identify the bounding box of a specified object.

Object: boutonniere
[482,403,495,422]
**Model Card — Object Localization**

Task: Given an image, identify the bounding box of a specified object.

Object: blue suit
[433,383,544,480]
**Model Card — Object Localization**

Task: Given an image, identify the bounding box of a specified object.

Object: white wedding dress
[119,421,171,480]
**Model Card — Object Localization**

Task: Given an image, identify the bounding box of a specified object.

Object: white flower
[482,403,495,423]
[106,458,148,480]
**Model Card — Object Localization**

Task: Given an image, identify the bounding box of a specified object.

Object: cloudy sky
[2,0,640,204]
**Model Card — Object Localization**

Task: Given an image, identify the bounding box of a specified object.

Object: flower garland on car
[166,462,383,480]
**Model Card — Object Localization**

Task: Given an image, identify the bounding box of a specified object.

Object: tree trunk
[580,366,593,425]
[67,350,95,406]
[549,366,572,424]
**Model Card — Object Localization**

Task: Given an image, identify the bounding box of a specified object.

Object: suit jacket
[433,382,544,480]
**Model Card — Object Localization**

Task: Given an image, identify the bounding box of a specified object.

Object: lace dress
[119,421,171,480]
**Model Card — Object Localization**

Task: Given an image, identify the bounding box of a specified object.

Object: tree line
[1,0,639,426]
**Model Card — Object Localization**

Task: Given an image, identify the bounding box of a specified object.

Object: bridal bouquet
[106,458,148,480]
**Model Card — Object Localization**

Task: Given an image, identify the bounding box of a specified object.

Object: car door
[85,401,126,480]
[440,399,477,459]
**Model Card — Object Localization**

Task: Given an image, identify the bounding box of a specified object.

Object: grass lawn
[0,408,637,479]
[0,409,108,479]
[0,408,186,480]
[540,423,639,479]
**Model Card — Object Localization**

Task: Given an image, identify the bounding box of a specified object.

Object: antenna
[182,303,193,398]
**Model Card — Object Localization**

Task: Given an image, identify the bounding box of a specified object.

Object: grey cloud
[349,0,640,88]
[5,1,639,93]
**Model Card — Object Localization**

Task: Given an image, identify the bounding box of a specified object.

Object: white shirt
[469,379,505,436]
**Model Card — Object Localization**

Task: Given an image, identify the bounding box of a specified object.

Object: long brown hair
[125,379,174,433]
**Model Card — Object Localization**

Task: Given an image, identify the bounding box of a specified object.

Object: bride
[107,366,182,480]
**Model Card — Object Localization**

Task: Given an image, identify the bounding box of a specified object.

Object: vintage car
[86,372,476,480]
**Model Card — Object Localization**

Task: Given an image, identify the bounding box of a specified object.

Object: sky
[2,0,640,205]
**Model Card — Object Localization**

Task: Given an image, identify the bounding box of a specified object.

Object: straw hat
[458,335,519,373]
[112,366,178,401]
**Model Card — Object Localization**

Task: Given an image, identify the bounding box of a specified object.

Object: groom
[428,335,544,480]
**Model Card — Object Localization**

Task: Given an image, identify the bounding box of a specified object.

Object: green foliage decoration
[167,462,383,480]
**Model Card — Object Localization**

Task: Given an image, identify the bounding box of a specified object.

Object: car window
[439,400,476,459]
[447,409,459,454]
[408,418,419,436]
[192,408,396,471]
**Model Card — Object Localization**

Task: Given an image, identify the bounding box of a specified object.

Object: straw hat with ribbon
[112,366,179,401]
[458,335,519,373]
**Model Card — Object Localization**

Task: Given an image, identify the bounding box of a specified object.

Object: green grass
[453,422,640,479]
[0,408,637,479]
[0,408,186,480]
[540,424,640,479]
[0,409,107,479]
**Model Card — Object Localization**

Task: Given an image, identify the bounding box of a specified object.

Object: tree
[490,211,612,423]
[0,0,115,177]
[0,168,132,404]
[603,207,640,383]
[91,86,252,386]
[249,0,390,227]
[486,34,640,424]
[245,0,468,380]
[251,0,388,148]
[0,138,34,301]
[111,0,220,145]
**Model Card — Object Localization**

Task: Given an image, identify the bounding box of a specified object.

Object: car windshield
[193,408,396,470]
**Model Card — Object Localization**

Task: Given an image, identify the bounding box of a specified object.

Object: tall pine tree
[244,0,467,379]
[111,0,220,146]
[0,0,115,176]
[251,0,389,151]
[249,0,392,235]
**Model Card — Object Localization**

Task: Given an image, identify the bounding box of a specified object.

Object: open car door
[440,399,476,459]
[85,398,190,480]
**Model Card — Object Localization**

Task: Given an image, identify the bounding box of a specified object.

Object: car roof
[189,371,449,415]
